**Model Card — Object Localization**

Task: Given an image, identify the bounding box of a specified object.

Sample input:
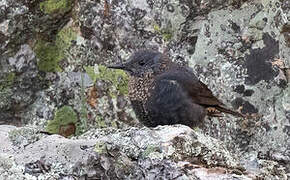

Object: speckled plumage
[108,50,244,127]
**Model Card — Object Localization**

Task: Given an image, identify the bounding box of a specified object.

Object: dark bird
[108,50,245,127]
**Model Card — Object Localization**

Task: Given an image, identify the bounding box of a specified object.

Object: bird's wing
[191,82,223,106]
[155,69,223,107]
[148,76,205,127]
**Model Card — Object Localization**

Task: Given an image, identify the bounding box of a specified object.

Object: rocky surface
[1,124,287,179]
[0,0,290,179]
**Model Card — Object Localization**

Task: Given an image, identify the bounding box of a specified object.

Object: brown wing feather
[156,68,223,107]
[155,67,246,118]
[191,82,223,106]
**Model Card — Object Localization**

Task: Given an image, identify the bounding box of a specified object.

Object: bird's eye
[139,61,145,66]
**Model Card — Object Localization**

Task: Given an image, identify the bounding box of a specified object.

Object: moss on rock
[84,66,97,83]
[85,65,129,97]
[153,24,173,41]
[0,72,15,110]
[6,73,15,86]
[0,72,15,90]
[162,31,173,41]
[96,65,129,96]
[34,27,77,72]
[46,105,78,136]
[40,0,74,15]
[56,27,77,49]
[34,40,62,72]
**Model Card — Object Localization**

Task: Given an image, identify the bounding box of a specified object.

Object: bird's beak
[107,63,134,74]
[107,63,126,70]
[107,61,135,75]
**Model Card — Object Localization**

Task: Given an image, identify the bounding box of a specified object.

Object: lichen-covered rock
[1,0,290,179]
[2,124,285,179]
[79,125,240,169]
[188,1,290,170]
[45,105,78,137]
[34,26,78,72]
[39,0,74,15]
[0,44,47,125]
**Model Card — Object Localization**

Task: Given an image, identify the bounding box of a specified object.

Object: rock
[0,125,16,153]
[0,0,289,179]
[189,1,290,169]
[1,124,278,179]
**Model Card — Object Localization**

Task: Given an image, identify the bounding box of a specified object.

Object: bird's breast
[128,74,155,102]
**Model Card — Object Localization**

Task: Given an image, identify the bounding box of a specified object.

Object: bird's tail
[215,106,246,118]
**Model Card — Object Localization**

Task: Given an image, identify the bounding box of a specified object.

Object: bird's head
[107,50,163,77]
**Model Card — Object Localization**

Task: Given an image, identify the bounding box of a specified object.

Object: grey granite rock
[0,0,289,179]
[189,0,290,170]
[2,124,282,179]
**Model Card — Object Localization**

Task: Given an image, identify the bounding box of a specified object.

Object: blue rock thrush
[108,50,245,127]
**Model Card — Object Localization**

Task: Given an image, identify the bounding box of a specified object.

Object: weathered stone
[1,125,280,179]
[0,0,289,178]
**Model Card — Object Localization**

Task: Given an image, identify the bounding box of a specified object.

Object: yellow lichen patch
[95,142,107,154]
[40,0,74,15]
[56,27,77,50]
[153,24,173,41]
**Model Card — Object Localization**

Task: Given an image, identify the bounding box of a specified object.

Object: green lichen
[153,24,173,41]
[142,145,159,158]
[84,66,97,82]
[111,120,118,128]
[6,73,15,85]
[153,24,161,32]
[39,0,74,15]
[162,31,173,41]
[34,27,77,72]
[95,115,107,128]
[95,114,118,129]
[56,27,77,49]
[95,142,107,154]
[0,72,15,90]
[46,105,78,134]
[8,127,41,147]
[34,40,62,72]
[0,72,15,110]
[193,127,199,131]
[96,65,129,96]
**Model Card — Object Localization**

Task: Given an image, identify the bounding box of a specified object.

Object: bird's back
[158,67,223,107]
[145,69,206,127]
